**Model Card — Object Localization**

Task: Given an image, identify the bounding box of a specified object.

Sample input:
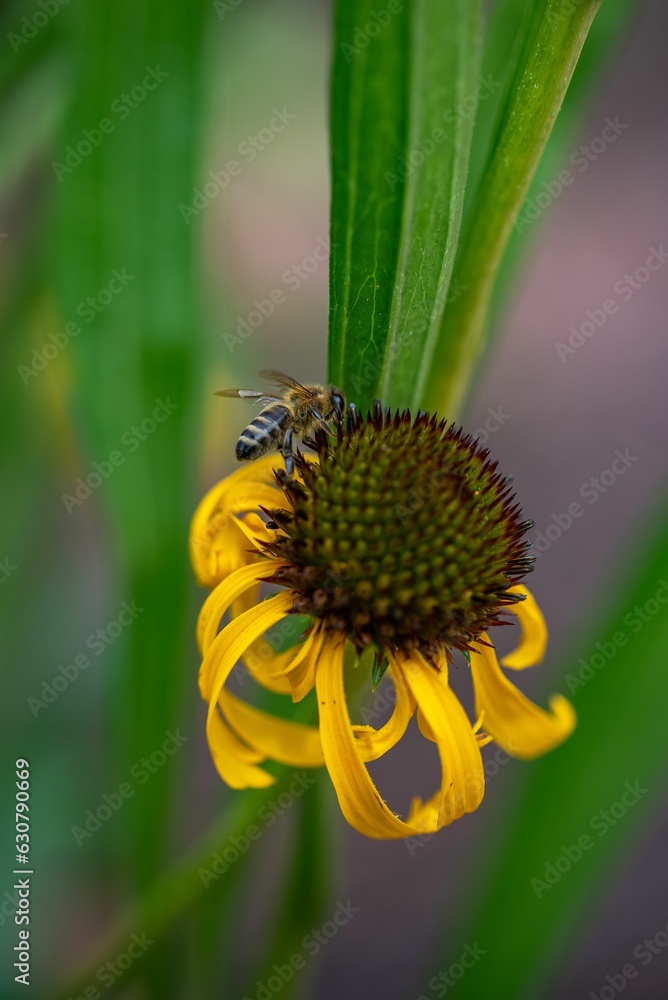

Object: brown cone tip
[262,403,534,659]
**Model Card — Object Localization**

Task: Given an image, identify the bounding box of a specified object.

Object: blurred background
[1,0,667,997]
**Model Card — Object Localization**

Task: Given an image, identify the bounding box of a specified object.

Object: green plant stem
[423,0,602,416]
[54,654,374,1000]
[53,771,298,1000]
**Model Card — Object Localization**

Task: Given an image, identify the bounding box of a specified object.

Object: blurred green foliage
[0,2,657,1000]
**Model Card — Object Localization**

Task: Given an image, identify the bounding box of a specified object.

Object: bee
[215,370,346,476]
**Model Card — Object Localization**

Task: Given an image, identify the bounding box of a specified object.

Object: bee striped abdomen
[236,403,291,461]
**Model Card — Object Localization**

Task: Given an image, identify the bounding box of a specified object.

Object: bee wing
[258,369,317,400]
[215,388,281,401]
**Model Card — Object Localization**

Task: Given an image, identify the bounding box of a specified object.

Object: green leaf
[51,1,208,898]
[481,0,635,338]
[423,0,603,415]
[54,724,317,1000]
[328,0,482,412]
[435,493,668,999]
[371,651,390,691]
[240,773,335,1000]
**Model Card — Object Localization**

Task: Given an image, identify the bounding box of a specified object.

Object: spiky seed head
[263,405,534,659]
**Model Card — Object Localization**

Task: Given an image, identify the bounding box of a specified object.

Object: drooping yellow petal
[470,636,576,759]
[190,516,251,589]
[204,590,294,788]
[502,585,548,669]
[352,667,416,763]
[190,453,318,586]
[197,560,286,663]
[415,649,448,743]
[220,690,324,768]
[315,635,416,838]
[396,652,484,824]
[262,626,324,702]
[189,456,282,586]
[226,581,297,696]
[316,638,483,839]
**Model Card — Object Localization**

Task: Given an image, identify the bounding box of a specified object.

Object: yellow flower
[190,406,575,839]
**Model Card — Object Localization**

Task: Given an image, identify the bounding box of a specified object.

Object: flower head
[190,405,575,839]
[264,404,533,658]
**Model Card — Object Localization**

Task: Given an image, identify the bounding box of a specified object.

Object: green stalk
[328,0,482,411]
[423,0,602,415]
[53,768,303,1000]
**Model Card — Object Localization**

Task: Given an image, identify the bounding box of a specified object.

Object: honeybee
[216,370,346,475]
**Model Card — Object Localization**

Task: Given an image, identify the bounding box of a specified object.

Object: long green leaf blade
[51,1,208,895]
[329,0,481,411]
[424,0,602,415]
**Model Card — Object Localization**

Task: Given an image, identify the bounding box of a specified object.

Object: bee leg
[282,427,295,477]
[307,406,333,435]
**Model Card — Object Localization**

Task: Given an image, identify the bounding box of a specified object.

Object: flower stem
[53,770,300,1000]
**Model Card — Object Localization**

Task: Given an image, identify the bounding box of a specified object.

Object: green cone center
[264,407,533,657]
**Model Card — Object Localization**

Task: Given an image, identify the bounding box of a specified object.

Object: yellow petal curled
[189,455,281,586]
[228,581,298,696]
[266,627,324,702]
[470,637,576,759]
[396,652,484,824]
[502,585,548,669]
[352,667,416,763]
[316,639,483,839]
[197,561,286,691]
[204,591,294,788]
[315,636,414,838]
[220,690,324,768]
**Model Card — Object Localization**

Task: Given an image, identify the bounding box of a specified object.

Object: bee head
[330,388,346,420]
